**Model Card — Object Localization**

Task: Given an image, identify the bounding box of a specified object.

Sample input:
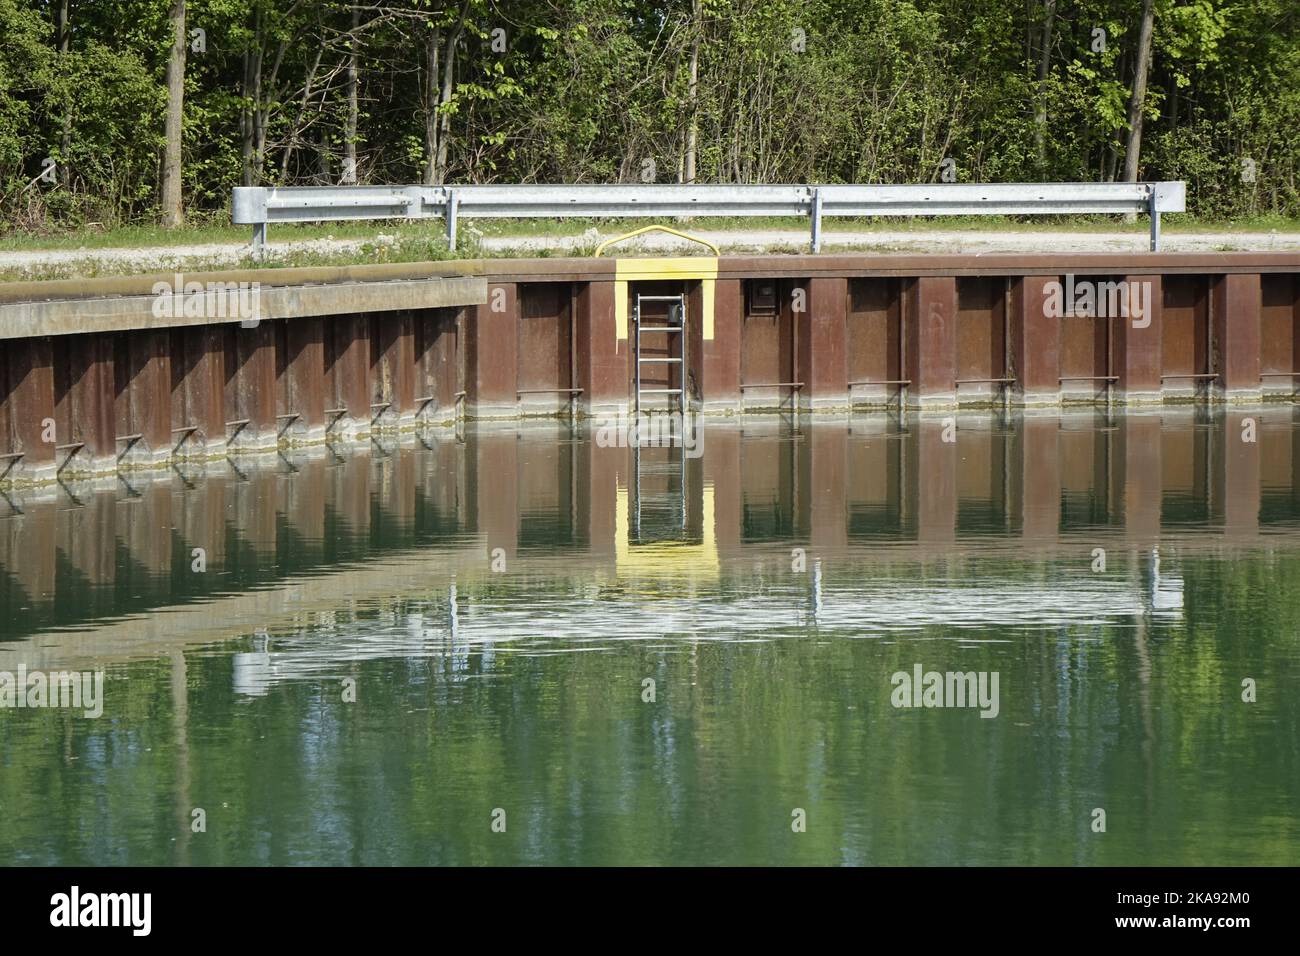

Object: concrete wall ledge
[0,261,493,304]
[0,275,486,339]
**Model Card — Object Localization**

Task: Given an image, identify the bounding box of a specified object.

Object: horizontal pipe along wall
[3,255,1300,487]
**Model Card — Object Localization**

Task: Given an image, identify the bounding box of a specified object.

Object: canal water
[1,407,1298,865]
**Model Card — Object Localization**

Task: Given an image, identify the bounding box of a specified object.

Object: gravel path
[2,227,1297,277]
[490,227,1300,255]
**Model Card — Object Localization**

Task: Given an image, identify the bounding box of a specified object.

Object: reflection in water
[0,407,1298,865]
[1148,546,1185,614]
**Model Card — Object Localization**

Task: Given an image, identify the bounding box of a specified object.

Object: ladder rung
[638,326,683,334]
[638,388,683,394]
[639,357,682,364]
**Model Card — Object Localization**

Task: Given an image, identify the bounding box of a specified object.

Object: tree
[1122,0,1157,182]
[343,2,359,184]
[682,0,701,184]
[1033,0,1056,168]
[54,0,71,189]
[161,0,186,225]
[0,0,1297,228]
[425,0,473,185]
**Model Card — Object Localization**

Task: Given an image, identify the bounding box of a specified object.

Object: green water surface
[1,408,1297,865]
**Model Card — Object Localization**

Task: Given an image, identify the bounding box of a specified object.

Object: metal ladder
[633,294,686,414]
[631,293,687,541]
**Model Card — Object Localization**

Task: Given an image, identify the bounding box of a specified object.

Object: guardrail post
[1148,187,1161,252]
[810,187,824,253]
[446,189,459,252]
[252,222,267,259]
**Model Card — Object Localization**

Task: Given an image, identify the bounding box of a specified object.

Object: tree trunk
[683,0,700,184]
[343,5,360,184]
[240,9,264,187]
[1122,0,1156,182]
[55,0,72,189]
[240,48,255,186]
[317,126,331,183]
[161,0,187,226]
[423,26,440,185]
[433,1,473,185]
[1033,0,1055,167]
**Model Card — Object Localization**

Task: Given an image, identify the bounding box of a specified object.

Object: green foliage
[0,0,1296,231]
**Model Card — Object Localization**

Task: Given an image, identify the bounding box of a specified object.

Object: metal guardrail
[232,182,1187,254]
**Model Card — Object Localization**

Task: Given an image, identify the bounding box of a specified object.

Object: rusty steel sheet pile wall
[463,252,1298,417]
[2,253,1299,487]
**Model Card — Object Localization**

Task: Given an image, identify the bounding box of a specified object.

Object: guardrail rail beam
[231,182,1187,253]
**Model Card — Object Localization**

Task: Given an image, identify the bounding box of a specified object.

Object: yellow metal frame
[600,226,720,343]
[595,224,721,257]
